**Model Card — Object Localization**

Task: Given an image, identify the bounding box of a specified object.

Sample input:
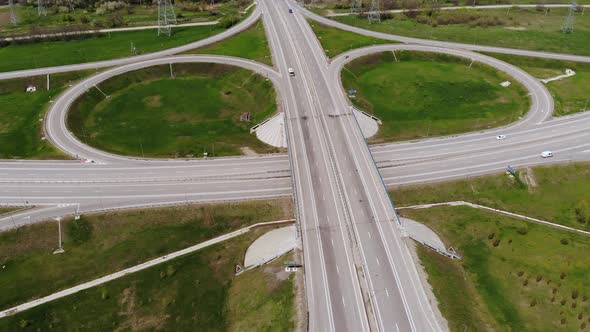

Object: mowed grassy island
[342,51,529,143]
[68,63,280,158]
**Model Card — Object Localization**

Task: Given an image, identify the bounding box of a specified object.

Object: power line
[8,0,18,25]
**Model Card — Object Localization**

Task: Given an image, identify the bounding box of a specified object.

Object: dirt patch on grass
[143,95,162,108]
[0,12,10,26]
[115,285,170,331]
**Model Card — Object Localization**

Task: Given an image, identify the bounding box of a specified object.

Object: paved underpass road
[2,1,590,330]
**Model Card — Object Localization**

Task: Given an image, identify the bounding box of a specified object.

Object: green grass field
[334,7,590,56]
[0,207,20,215]
[391,162,590,230]
[405,206,590,331]
[67,63,279,158]
[483,53,590,116]
[0,1,244,35]
[0,24,224,72]
[190,19,273,65]
[0,198,292,311]
[342,51,528,143]
[0,225,295,331]
[0,72,91,159]
[308,19,391,57]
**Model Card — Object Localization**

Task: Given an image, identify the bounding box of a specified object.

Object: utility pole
[562,0,577,33]
[8,0,18,25]
[351,0,362,15]
[53,217,65,254]
[37,0,48,16]
[368,0,381,23]
[157,0,177,36]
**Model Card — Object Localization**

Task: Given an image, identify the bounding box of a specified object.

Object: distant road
[0,21,218,42]
[327,4,590,17]
[295,0,590,63]
[0,5,261,80]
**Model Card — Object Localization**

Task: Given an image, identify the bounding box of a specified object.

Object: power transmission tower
[368,0,381,23]
[561,0,577,33]
[351,0,362,15]
[157,0,177,36]
[37,0,48,17]
[8,0,18,25]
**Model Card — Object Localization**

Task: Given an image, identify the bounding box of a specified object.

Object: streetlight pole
[53,217,65,254]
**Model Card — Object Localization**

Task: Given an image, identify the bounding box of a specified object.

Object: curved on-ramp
[44,55,280,163]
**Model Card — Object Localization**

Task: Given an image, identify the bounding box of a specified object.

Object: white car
[541,151,554,158]
[288,68,295,76]
[496,135,507,140]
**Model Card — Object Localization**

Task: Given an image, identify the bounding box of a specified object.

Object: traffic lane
[378,130,590,186]
[369,111,590,155]
[373,124,590,167]
[0,177,292,202]
[266,1,370,329]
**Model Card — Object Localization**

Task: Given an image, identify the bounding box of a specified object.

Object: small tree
[574,199,589,224]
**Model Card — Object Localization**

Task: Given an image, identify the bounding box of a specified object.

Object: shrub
[101,288,109,300]
[580,313,584,320]
[530,298,537,307]
[517,271,524,277]
[561,272,567,280]
[536,275,542,282]
[572,301,577,308]
[517,226,528,235]
[573,290,579,300]
[561,238,570,245]
[404,9,419,18]
[488,232,495,240]
[574,199,589,224]
[219,15,239,29]
[492,239,501,247]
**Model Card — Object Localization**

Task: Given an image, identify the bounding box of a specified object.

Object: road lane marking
[376,257,380,266]
[368,231,372,239]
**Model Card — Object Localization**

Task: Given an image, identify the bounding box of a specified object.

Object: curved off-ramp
[44,55,280,163]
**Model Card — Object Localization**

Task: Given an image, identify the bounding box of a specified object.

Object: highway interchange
[1,0,590,330]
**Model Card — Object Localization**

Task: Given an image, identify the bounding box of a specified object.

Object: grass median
[0,72,91,159]
[190,18,273,65]
[308,19,391,57]
[0,198,293,312]
[404,206,590,331]
[342,51,528,143]
[68,63,280,158]
[334,7,590,56]
[482,53,590,116]
[0,224,296,331]
[390,162,590,230]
